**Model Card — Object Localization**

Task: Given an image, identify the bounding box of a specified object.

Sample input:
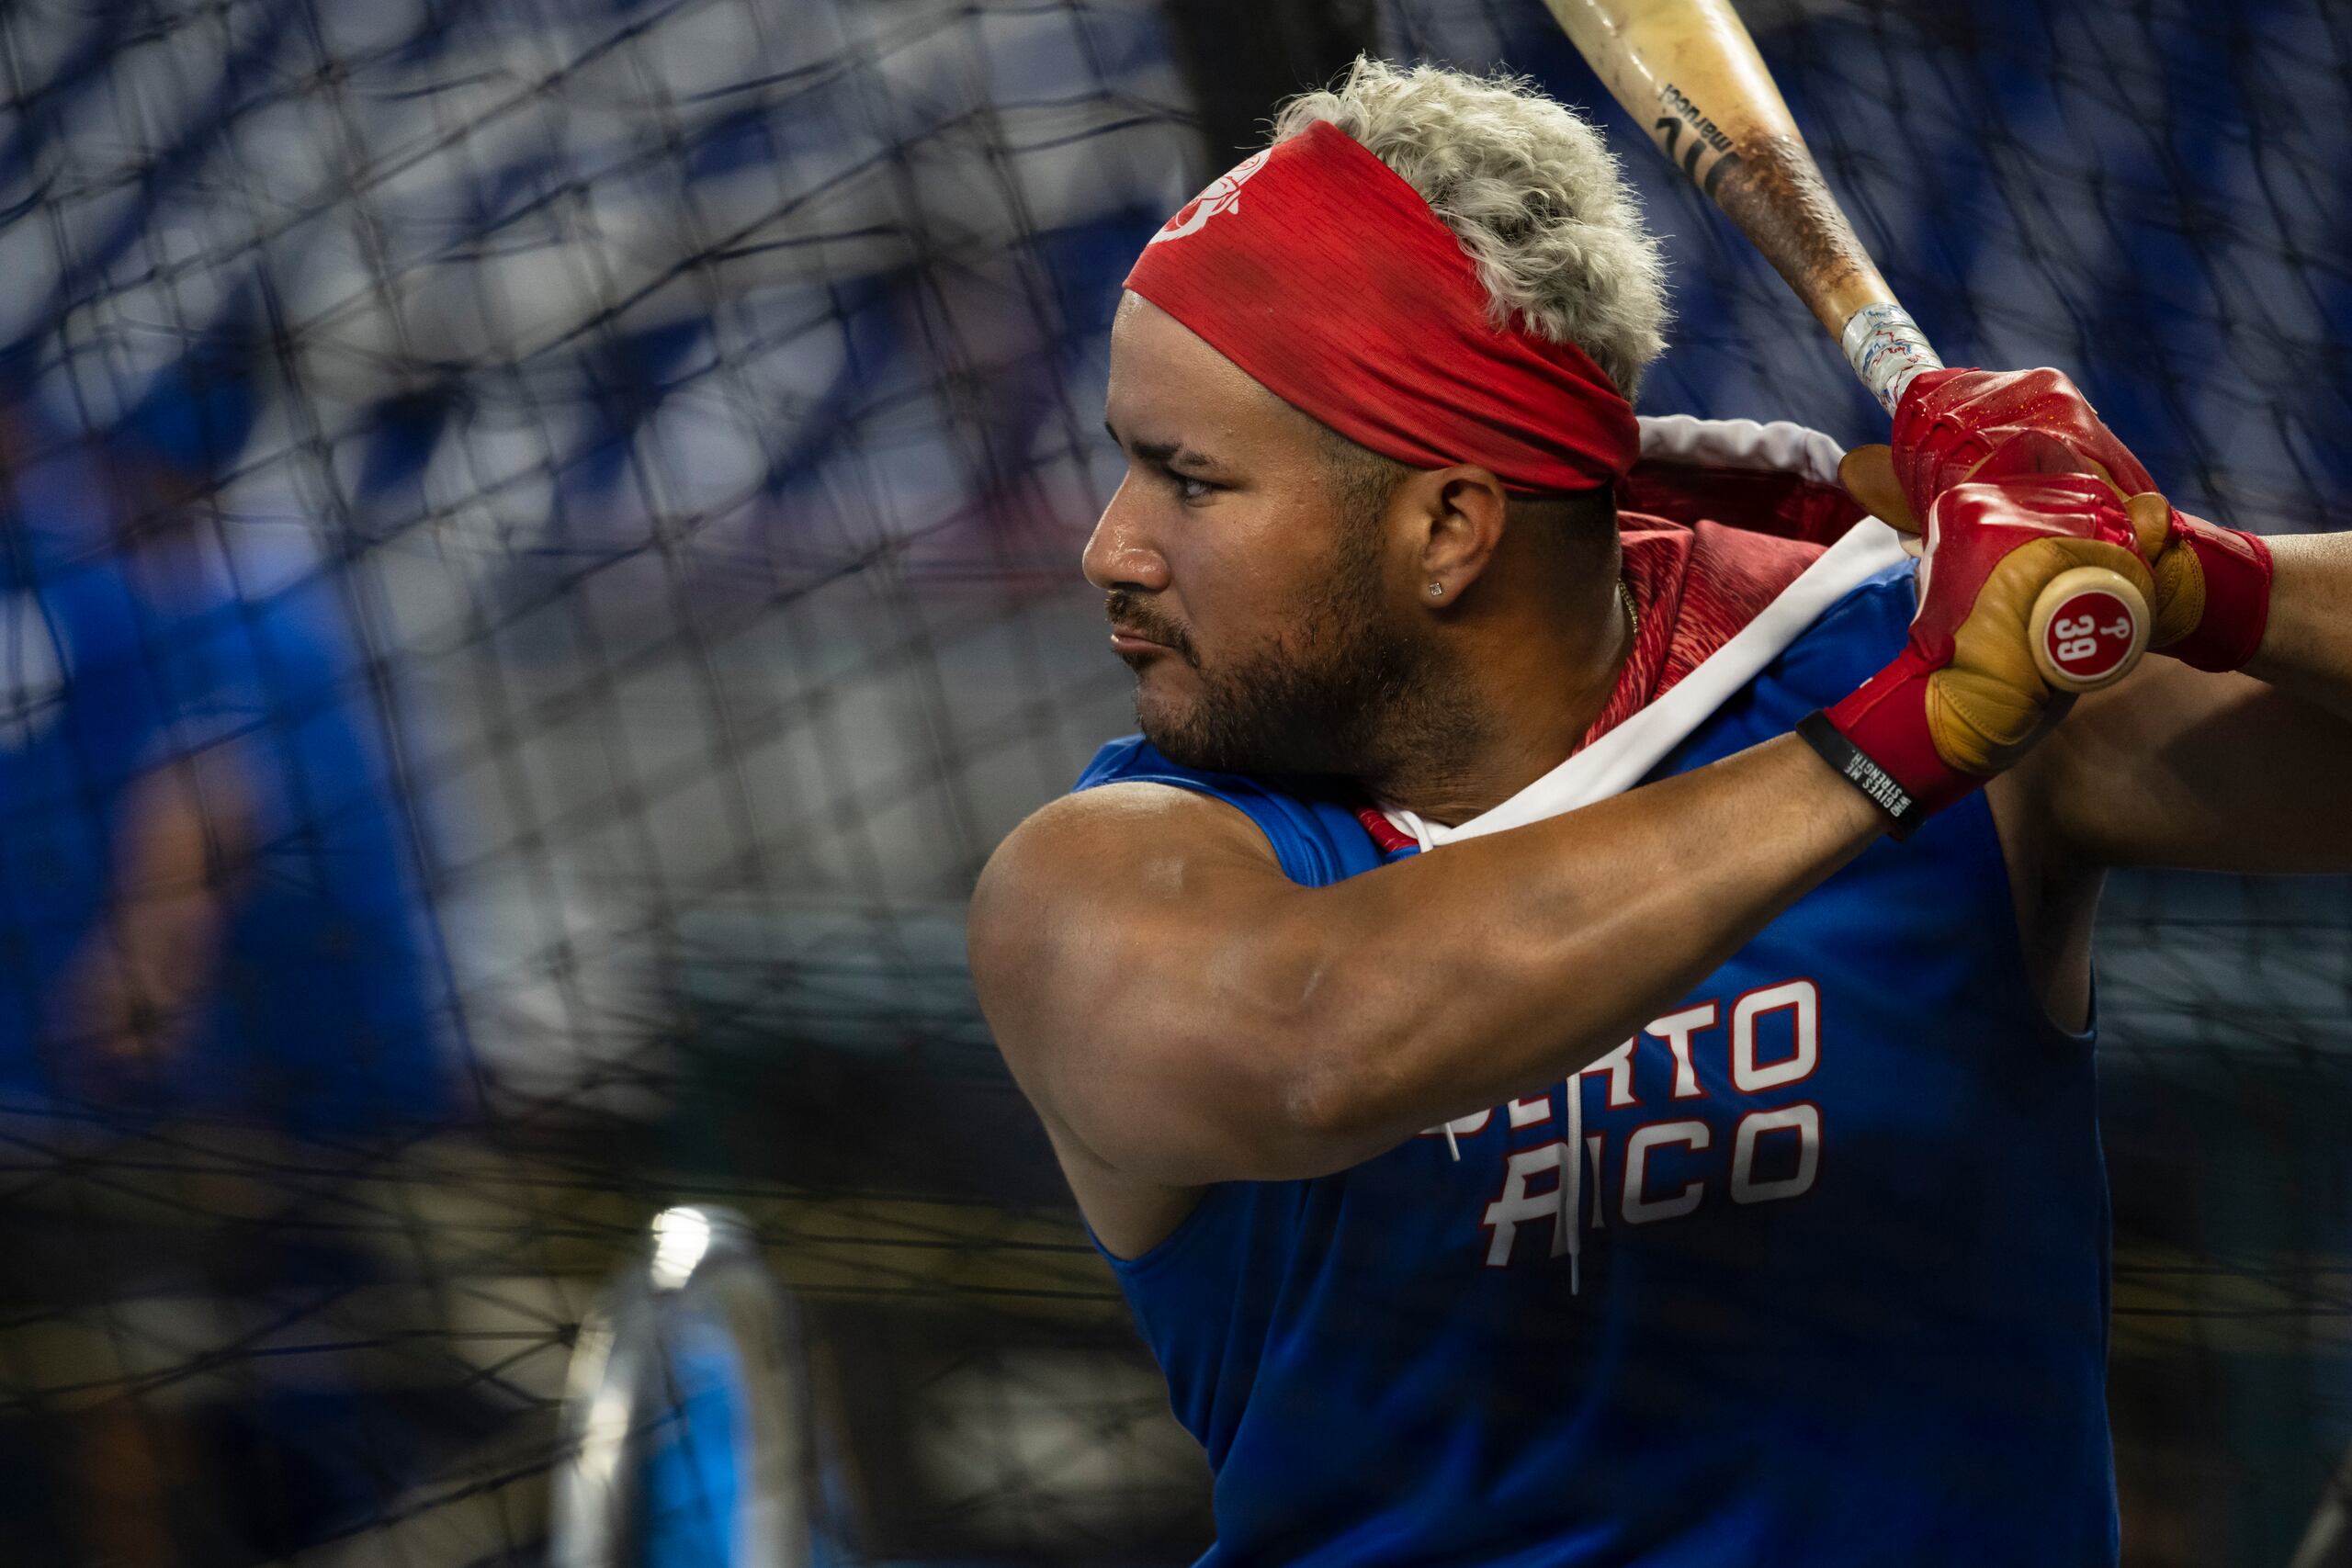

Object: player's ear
[1408,466,1510,604]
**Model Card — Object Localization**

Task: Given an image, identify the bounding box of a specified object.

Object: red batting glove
[1891,366,2156,506]
[1888,367,2272,671]
[2122,496,2274,671]
[1809,474,2154,837]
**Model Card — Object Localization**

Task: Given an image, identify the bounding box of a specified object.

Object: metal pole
[549,1206,820,1568]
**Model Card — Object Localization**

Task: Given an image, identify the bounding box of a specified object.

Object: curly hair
[1272,57,1669,399]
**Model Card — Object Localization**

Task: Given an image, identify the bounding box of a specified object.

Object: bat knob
[2028,567,2150,693]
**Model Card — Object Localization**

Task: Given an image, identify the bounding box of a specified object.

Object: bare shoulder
[1992,658,2232,849]
[967,781,1303,1254]
[977,780,1272,897]
[967,781,1286,1055]
[971,782,1278,940]
[2026,654,2352,880]
[1986,657,2282,1033]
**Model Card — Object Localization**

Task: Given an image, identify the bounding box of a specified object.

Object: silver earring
[1426,581,1443,597]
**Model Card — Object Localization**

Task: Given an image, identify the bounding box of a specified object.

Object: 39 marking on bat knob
[2029,567,2150,693]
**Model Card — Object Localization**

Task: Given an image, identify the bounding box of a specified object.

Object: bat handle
[1840,302,1944,416]
[2028,566,2151,693]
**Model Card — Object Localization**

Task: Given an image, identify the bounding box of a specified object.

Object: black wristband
[1795,710,1928,840]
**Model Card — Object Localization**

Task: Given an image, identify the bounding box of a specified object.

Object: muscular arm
[969,734,1880,1201]
[2245,532,2352,723]
[2031,531,2352,873]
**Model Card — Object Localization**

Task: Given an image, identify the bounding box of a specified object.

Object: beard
[1110,529,1477,782]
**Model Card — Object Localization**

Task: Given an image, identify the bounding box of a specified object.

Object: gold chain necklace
[1618,576,1640,639]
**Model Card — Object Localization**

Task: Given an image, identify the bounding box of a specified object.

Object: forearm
[117,763,240,996]
[2243,531,2352,722]
[1273,733,1880,1157]
[104,883,230,1023]
[58,761,246,1055]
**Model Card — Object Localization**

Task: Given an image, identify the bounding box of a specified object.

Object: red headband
[1124,121,1640,494]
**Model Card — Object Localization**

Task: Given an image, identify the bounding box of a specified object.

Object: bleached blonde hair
[1272,57,1669,398]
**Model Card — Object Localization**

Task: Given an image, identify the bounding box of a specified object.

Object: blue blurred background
[0,0,2343,1562]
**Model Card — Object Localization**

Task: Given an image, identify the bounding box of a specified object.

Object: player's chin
[1133,687,1227,764]
[1125,648,1199,699]
[1130,680,1190,740]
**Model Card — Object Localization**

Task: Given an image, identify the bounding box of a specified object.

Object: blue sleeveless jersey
[1071,563,2115,1566]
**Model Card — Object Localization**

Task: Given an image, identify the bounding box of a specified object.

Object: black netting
[0,0,2343,1562]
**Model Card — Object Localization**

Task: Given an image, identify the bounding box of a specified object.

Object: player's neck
[1360,544,1634,828]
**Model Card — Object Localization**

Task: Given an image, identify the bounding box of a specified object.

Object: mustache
[1104,590,1198,664]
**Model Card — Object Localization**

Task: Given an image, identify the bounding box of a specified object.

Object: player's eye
[1162,468,1218,502]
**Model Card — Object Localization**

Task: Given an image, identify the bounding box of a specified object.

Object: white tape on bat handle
[1841,302,1945,416]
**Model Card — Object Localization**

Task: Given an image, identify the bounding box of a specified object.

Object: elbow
[1216,898,1419,1162]
[1228,919,1364,1140]
[1262,975,1407,1152]
[1278,1047,1361,1142]
[1269,1029,1419,1178]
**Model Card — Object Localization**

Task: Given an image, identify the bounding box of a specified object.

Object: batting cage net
[0,0,2343,1562]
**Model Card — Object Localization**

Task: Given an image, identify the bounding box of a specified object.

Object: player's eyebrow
[1105,420,1224,473]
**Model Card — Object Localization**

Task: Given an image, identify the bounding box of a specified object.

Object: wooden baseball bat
[1543,0,2150,693]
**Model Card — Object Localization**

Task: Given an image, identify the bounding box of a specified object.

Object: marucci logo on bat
[1658,84,1733,154]
[1655,82,1743,197]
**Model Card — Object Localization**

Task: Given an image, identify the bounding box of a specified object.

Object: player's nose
[1081,476,1171,594]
